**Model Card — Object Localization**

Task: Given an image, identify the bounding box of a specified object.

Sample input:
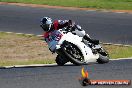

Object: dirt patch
[0,32,56,66]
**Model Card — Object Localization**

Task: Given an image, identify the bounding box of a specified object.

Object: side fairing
[58,32,99,62]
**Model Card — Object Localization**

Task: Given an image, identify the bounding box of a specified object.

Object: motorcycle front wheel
[55,55,68,66]
[61,41,85,65]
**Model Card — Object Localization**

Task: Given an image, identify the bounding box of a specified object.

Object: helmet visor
[41,24,50,32]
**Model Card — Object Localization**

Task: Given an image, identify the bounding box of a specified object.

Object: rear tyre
[96,45,109,64]
[97,54,109,64]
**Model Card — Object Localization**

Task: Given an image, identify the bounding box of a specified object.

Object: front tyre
[61,41,85,65]
[55,55,68,66]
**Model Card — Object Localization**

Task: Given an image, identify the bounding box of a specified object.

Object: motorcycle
[45,26,109,65]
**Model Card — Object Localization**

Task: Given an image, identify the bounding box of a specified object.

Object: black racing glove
[68,20,75,28]
[66,20,76,32]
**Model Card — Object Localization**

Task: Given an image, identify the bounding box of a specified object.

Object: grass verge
[0,32,56,66]
[0,32,132,66]
[0,0,132,10]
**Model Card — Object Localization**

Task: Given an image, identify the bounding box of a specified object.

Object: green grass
[103,44,132,59]
[0,59,55,66]
[1,0,132,10]
[0,32,132,66]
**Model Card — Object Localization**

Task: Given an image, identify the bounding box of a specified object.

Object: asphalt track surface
[0,59,132,88]
[0,4,132,44]
[0,4,132,88]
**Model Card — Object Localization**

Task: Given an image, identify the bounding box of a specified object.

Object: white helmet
[40,17,52,32]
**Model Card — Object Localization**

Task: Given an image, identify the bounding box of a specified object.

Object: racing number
[54,33,63,41]
[47,33,62,42]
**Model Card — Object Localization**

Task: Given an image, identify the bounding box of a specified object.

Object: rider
[40,17,99,46]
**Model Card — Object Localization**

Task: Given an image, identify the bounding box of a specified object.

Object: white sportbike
[46,26,109,65]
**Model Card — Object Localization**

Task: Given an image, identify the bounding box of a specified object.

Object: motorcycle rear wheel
[96,46,109,64]
[97,54,109,64]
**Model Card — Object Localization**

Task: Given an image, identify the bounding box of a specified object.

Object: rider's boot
[83,34,99,45]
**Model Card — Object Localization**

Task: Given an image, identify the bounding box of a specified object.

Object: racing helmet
[40,17,52,32]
